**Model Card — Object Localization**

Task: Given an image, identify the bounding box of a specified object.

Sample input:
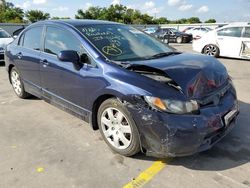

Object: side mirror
[57,50,80,64]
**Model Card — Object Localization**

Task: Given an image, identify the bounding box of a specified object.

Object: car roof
[34,19,122,27]
[217,22,250,31]
[227,22,250,27]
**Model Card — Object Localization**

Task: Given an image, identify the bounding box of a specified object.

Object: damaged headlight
[144,96,199,114]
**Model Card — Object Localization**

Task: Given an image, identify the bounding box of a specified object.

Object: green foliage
[75,5,206,25]
[25,10,50,23]
[51,17,70,20]
[205,19,216,23]
[0,1,24,23]
[75,4,158,24]
[0,1,216,25]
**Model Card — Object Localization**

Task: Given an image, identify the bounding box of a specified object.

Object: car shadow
[218,56,250,62]
[133,100,250,171]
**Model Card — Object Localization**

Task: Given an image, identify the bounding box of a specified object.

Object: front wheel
[203,44,220,57]
[10,67,30,99]
[98,98,140,156]
[176,36,182,44]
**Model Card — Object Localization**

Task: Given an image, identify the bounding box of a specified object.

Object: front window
[44,26,83,56]
[217,27,243,37]
[77,24,172,61]
[0,30,11,38]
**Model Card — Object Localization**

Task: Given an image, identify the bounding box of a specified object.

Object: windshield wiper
[147,51,181,59]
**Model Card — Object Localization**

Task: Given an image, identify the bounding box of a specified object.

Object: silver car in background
[0,28,13,63]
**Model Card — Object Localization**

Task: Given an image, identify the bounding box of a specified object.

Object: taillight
[194,35,201,40]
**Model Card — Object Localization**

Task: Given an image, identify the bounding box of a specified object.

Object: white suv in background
[193,23,250,59]
[0,28,13,63]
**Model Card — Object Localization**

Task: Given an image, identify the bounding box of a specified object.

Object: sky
[10,0,250,22]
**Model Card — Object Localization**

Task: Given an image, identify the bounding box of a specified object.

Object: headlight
[144,96,199,114]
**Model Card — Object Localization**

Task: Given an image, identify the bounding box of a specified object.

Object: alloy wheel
[204,45,218,56]
[100,107,132,150]
[11,70,22,96]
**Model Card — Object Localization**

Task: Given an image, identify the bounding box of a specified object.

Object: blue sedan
[5,20,239,157]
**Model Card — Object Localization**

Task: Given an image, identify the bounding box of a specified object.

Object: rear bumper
[127,87,239,158]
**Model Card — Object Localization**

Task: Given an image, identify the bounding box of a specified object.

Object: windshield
[170,28,179,33]
[77,24,173,61]
[0,30,11,38]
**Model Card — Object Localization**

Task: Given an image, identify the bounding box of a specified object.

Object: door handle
[218,38,224,40]
[40,59,49,67]
[16,52,22,59]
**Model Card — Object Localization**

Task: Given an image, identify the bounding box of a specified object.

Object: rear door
[240,27,250,58]
[216,27,243,58]
[13,26,43,92]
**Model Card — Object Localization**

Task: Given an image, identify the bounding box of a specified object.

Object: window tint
[243,27,250,38]
[217,27,243,37]
[44,27,83,55]
[23,27,43,50]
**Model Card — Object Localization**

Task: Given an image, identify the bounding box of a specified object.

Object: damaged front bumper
[127,86,239,158]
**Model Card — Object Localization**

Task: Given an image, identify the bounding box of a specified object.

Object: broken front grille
[197,81,232,107]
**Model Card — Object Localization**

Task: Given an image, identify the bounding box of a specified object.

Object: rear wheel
[10,67,30,99]
[203,44,220,57]
[98,98,140,156]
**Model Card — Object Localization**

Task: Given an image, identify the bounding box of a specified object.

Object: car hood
[126,53,228,99]
[0,38,14,48]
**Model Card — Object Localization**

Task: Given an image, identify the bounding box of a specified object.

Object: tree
[0,1,24,23]
[205,19,216,23]
[25,10,50,23]
[75,6,104,19]
[187,17,201,24]
[51,16,70,20]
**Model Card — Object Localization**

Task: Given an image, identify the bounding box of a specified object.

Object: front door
[40,26,94,110]
[216,27,243,58]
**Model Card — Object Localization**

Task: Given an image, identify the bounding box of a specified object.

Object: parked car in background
[153,27,192,43]
[0,28,13,63]
[186,27,212,39]
[5,20,239,158]
[193,23,250,59]
[143,27,157,34]
[182,27,194,33]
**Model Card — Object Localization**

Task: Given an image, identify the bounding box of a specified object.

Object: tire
[176,36,182,44]
[97,98,140,156]
[10,67,30,99]
[203,44,220,57]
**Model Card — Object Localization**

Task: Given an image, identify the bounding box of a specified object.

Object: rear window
[217,27,243,37]
[243,27,250,38]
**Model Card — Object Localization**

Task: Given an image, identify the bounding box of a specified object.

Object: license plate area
[223,109,238,126]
